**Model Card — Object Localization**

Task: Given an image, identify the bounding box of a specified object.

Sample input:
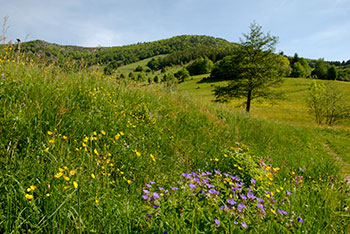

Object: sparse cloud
[1,0,349,61]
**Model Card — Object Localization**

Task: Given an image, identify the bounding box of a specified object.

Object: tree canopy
[213,22,285,113]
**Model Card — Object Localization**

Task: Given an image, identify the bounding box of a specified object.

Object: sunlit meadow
[0,46,349,233]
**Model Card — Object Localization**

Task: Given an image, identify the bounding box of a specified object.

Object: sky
[1,0,350,61]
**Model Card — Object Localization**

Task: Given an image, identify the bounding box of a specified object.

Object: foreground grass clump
[0,51,349,233]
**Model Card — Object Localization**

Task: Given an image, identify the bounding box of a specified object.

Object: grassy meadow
[0,50,349,233]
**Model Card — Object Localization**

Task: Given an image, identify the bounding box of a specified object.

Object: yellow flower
[127,180,132,184]
[266,166,271,171]
[94,149,99,156]
[54,172,63,179]
[224,154,228,157]
[292,171,296,175]
[238,166,243,170]
[63,176,70,181]
[49,139,55,144]
[46,193,51,197]
[101,130,106,135]
[115,134,120,140]
[63,166,68,170]
[276,189,281,193]
[70,170,76,176]
[47,131,53,135]
[266,172,273,181]
[271,209,276,214]
[135,151,141,157]
[150,154,156,162]
[30,185,37,191]
[93,131,97,136]
[44,148,49,152]
[214,158,219,162]
[95,199,99,204]
[120,131,124,136]
[58,168,64,172]
[73,181,78,189]
[91,173,95,179]
[25,194,33,199]
[63,136,68,140]
[64,186,70,190]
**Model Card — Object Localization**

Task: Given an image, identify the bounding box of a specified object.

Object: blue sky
[1,0,350,61]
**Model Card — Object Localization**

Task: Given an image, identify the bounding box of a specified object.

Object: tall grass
[0,49,349,233]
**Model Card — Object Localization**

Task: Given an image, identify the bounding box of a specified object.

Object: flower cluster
[141,168,304,231]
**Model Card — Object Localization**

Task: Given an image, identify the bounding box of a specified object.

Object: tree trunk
[246,90,252,113]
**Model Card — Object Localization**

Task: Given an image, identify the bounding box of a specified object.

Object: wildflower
[247,192,256,200]
[142,194,149,199]
[49,139,55,144]
[73,181,78,189]
[286,190,292,195]
[150,154,156,162]
[214,219,220,226]
[143,189,149,193]
[94,149,99,156]
[25,194,33,199]
[54,172,63,178]
[152,192,159,199]
[238,204,246,212]
[171,187,178,190]
[146,184,152,188]
[46,193,50,197]
[63,176,70,181]
[240,194,247,200]
[120,131,124,136]
[44,148,49,152]
[101,130,106,135]
[209,189,218,195]
[271,209,276,214]
[250,178,256,184]
[47,131,53,135]
[227,198,237,205]
[278,209,288,215]
[91,173,95,179]
[63,135,68,140]
[70,170,76,176]
[241,222,248,228]
[297,216,304,223]
[214,170,221,174]
[152,204,159,209]
[115,134,120,140]
[189,183,197,189]
[127,180,132,184]
[214,158,219,162]
[150,181,156,184]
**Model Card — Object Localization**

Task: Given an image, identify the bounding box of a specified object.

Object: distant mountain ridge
[18,35,237,67]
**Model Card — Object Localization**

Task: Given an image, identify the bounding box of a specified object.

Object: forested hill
[18,35,237,67]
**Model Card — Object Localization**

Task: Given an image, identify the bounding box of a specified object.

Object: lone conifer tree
[214,22,286,112]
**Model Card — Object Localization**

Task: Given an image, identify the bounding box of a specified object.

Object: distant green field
[178,75,350,128]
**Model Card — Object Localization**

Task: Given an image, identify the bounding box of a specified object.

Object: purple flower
[231,187,237,192]
[227,198,237,205]
[193,178,201,183]
[231,176,240,181]
[234,221,239,224]
[264,190,270,194]
[171,187,178,190]
[164,190,168,194]
[278,209,289,215]
[19,80,22,83]
[206,183,215,188]
[202,179,209,184]
[152,204,159,209]
[238,204,246,212]
[146,184,152,188]
[257,198,264,203]
[241,222,248,228]
[189,183,197,189]
[250,178,256,184]
[142,194,149,199]
[247,192,256,200]
[214,219,220,226]
[143,189,149,193]
[209,189,219,195]
[146,213,152,219]
[220,205,228,210]
[240,194,247,200]
[152,192,159,199]
[214,170,221,174]
[182,173,191,179]
[150,181,156,184]
[286,190,292,195]
[297,216,304,223]
[224,173,230,177]
[159,187,164,191]
[21,103,25,106]
[257,202,264,209]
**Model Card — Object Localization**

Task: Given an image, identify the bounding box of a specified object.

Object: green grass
[0,53,349,233]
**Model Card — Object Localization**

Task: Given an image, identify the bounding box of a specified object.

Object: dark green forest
[7,35,350,81]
